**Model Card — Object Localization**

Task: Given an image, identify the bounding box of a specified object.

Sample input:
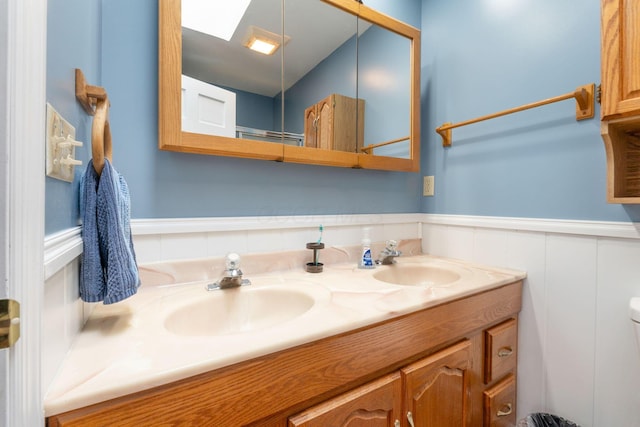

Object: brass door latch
[0,299,20,349]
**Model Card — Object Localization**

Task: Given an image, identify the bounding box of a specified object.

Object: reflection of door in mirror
[358,20,411,159]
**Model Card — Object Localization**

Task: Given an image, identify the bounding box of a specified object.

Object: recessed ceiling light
[246,38,279,55]
[243,25,290,56]
[182,0,252,42]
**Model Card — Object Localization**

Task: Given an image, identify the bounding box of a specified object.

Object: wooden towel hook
[75,69,107,116]
[91,97,113,176]
[75,68,112,175]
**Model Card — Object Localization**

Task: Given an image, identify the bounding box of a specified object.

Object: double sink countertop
[44,240,526,417]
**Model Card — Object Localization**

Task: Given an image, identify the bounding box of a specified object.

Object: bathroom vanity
[44,250,524,427]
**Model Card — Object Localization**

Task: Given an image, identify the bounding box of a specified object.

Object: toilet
[631,297,640,352]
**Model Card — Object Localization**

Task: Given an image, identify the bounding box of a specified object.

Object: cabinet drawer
[484,318,517,384]
[483,374,516,427]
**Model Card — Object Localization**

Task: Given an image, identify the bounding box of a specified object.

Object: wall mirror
[159,0,420,172]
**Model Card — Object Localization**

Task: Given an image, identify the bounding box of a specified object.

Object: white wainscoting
[131,213,423,264]
[43,214,640,427]
[422,214,640,427]
[42,227,90,396]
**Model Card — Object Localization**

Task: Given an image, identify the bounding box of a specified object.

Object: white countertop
[44,252,525,417]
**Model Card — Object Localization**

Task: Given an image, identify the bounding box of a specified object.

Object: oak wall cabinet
[304,94,364,153]
[600,0,640,203]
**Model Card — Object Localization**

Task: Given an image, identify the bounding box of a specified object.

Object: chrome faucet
[206,253,251,291]
[376,240,402,265]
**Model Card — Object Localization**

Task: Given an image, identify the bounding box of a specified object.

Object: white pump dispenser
[359,227,374,269]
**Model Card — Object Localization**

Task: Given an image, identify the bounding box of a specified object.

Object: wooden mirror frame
[159,0,420,172]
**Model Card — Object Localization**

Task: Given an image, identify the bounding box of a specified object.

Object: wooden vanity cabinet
[600,0,640,203]
[45,281,522,427]
[304,94,364,152]
[289,318,518,427]
[290,340,473,427]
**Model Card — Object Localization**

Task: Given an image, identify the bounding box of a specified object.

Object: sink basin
[373,265,461,286]
[165,286,317,336]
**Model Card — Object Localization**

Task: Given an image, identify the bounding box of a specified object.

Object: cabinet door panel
[317,96,334,150]
[402,340,472,427]
[601,0,640,119]
[288,372,402,427]
[304,106,318,148]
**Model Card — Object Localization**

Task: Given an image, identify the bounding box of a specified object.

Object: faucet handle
[386,240,398,250]
[225,252,241,271]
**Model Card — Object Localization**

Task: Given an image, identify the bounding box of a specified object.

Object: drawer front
[484,318,517,384]
[483,374,516,427]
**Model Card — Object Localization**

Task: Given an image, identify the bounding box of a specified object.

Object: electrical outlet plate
[46,103,80,182]
[423,175,435,196]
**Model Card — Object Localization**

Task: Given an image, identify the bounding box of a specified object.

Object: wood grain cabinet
[288,372,403,427]
[483,374,517,427]
[482,319,518,426]
[290,340,472,427]
[45,282,523,427]
[289,318,519,427]
[600,0,640,120]
[304,94,364,153]
[402,340,472,427]
[600,0,640,203]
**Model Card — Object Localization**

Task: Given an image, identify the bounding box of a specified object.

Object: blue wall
[420,0,640,222]
[45,0,101,234]
[46,0,640,235]
[100,0,422,221]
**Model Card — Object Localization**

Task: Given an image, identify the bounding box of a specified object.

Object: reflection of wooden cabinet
[304,94,364,152]
[600,0,640,203]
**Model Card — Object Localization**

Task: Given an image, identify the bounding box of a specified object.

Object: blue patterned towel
[80,159,139,304]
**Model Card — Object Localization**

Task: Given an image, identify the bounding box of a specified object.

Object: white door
[181,74,237,137]
[1,0,10,423]
[1,0,47,426]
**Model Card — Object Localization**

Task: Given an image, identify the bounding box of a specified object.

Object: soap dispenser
[359,227,374,269]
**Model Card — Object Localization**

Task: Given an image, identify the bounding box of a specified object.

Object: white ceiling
[182,0,366,97]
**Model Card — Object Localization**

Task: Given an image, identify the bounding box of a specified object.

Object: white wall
[423,215,640,426]
[43,213,640,426]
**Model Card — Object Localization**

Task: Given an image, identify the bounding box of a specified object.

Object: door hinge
[0,299,20,349]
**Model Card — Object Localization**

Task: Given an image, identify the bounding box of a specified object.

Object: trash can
[517,413,580,427]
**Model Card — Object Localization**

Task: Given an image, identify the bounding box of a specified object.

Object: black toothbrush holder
[305,242,324,273]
